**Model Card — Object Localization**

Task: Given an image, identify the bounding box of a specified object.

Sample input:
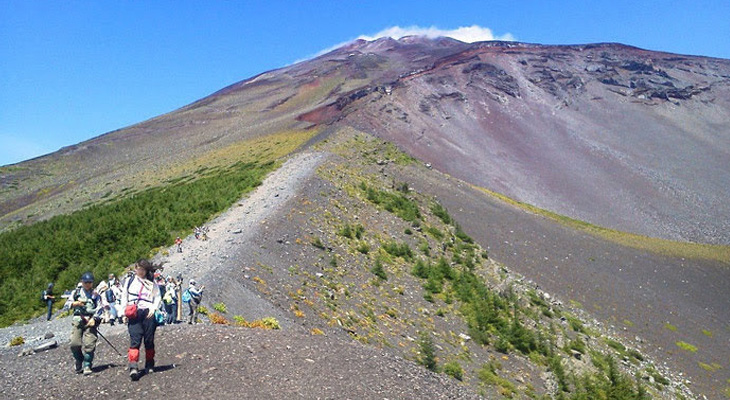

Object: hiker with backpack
[182,279,204,324]
[163,276,178,324]
[69,272,103,375]
[98,279,120,325]
[122,259,162,381]
[42,283,56,321]
[110,278,123,324]
[95,281,112,325]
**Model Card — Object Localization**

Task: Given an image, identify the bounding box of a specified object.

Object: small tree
[371,259,388,281]
[418,332,438,372]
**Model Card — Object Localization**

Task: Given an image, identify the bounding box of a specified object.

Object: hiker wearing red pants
[122,259,162,381]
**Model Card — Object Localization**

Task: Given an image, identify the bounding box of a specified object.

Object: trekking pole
[97,328,123,357]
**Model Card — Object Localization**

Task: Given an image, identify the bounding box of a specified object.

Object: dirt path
[158,151,327,283]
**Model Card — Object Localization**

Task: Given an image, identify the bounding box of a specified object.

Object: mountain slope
[310,40,730,245]
[3,39,729,245]
[1,37,729,398]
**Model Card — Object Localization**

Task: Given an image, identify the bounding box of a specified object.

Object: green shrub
[424,226,444,240]
[430,202,452,225]
[356,242,370,254]
[9,336,24,346]
[311,237,326,250]
[382,240,413,260]
[418,240,430,256]
[478,361,516,398]
[411,259,429,279]
[549,355,569,392]
[213,302,227,313]
[568,356,649,399]
[360,182,421,222]
[418,332,438,372]
[338,223,365,239]
[454,223,474,244]
[443,360,463,380]
[370,259,388,281]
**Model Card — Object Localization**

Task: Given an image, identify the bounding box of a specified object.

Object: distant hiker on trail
[175,236,183,253]
[163,276,178,324]
[42,283,55,321]
[69,272,103,375]
[183,279,204,324]
[122,259,162,381]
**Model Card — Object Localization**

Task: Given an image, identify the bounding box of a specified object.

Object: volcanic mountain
[1,37,729,398]
[3,37,730,245]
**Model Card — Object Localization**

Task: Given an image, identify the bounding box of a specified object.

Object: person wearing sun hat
[121,259,162,381]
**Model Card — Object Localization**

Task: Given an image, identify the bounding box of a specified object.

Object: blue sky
[2,1,729,166]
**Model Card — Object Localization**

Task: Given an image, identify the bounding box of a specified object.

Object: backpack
[182,288,191,303]
[41,290,46,302]
[163,289,174,305]
[106,288,116,303]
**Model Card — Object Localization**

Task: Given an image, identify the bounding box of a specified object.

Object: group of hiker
[44,259,205,380]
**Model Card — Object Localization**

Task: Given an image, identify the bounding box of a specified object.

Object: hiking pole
[96,328,123,357]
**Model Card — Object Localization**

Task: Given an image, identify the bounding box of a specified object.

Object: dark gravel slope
[1,324,484,400]
[389,162,729,399]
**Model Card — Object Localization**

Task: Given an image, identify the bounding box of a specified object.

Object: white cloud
[300,25,515,63]
[357,25,515,43]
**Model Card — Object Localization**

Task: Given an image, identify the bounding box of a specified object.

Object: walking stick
[97,328,123,357]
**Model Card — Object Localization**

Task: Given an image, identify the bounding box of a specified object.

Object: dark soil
[1,324,483,400]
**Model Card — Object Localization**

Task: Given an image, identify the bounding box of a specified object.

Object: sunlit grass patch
[676,341,698,352]
[475,186,730,263]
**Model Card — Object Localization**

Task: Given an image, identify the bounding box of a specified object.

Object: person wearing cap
[121,259,162,381]
[69,272,103,375]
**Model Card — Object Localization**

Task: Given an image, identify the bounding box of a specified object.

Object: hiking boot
[129,368,139,381]
[83,365,92,376]
[74,359,83,374]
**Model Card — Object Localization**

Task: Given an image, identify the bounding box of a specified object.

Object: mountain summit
[301,38,730,245]
[3,37,730,244]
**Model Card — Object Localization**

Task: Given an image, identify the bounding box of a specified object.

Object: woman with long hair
[122,259,162,381]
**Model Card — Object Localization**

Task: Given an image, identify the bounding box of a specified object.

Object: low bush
[209,312,229,325]
[9,336,24,346]
[382,240,413,260]
[213,302,227,313]
[443,360,463,380]
[360,182,421,222]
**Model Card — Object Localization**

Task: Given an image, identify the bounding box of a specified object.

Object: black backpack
[41,290,46,302]
[106,288,116,303]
